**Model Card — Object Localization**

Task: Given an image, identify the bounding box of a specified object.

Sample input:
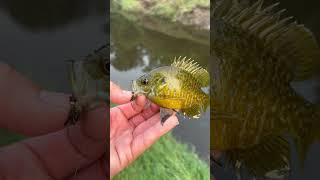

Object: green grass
[113,133,209,180]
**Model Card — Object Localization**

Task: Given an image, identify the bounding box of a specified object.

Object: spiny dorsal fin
[171,56,210,87]
[214,0,320,81]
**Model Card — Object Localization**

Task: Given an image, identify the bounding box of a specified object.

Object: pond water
[110,13,211,163]
[0,0,106,145]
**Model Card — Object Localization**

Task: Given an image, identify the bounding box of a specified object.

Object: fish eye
[161,77,166,84]
[142,78,148,85]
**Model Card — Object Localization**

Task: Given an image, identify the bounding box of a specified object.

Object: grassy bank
[113,133,209,180]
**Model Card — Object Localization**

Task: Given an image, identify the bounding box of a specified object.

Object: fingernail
[39,90,69,108]
[124,90,133,96]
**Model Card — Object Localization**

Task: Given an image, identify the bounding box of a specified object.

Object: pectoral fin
[160,108,175,125]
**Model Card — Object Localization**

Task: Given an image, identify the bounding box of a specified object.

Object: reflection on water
[211,0,320,179]
[110,13,210,162]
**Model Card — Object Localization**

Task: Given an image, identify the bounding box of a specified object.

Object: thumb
[110,81,133,104]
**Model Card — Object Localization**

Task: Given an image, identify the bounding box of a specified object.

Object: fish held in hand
[132,57,210,125]
[65,45,108,126]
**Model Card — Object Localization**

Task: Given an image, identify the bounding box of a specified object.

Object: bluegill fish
[211,0,320,177]
[132,57,210,124]
[65,45,108,126]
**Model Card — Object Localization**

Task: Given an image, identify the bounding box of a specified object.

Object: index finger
[116,95,147,119]
[110,81,133,104]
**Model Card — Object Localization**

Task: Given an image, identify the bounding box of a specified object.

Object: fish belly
[152,98,184,109]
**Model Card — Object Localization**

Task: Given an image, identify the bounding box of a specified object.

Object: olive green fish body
[133,57,210,119]
[211,84,318,150]
[211,0,320,149]
[147,66,208,111]
[211,0,320,176]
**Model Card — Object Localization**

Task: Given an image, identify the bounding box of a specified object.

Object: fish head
[132,70,167,98]
[132,73,153,96]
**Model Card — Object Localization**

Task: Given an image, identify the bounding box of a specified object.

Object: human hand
[110,81,179,179]
[0,63,107,179]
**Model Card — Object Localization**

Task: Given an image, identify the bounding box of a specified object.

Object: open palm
[110,82,179,178]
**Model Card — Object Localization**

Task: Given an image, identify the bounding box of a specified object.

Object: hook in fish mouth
[130,91,148,101]
[131,80,146,101]
[130,91,136,101]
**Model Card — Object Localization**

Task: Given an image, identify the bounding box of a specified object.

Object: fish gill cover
[210,0,320,178]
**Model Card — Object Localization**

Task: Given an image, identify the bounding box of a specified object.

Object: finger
[66,155,108,180]
[0,63,69,136]
[132,112,176,137]
[110,81,133,104]
[140,103,159,120]
[132,115,179,157]
[110,129,132,178]
[129,103,159,127]
[0,106,107,180]
[116,95,147,119]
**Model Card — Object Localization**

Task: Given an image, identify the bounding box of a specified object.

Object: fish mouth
[131,80,146,96]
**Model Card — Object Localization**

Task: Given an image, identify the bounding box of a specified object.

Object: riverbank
[111,0,210,30]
